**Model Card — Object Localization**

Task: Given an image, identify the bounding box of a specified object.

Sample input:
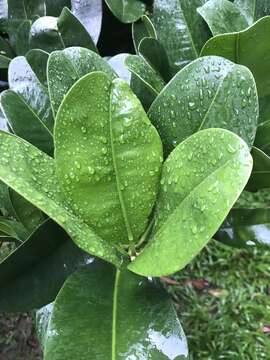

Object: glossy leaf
[126,54,166,111]
[246,147,270,191]
[197,0,249,36]
[215,208,270,248]
[43,262,189,360]
[55,72,163,246]
[104,0,146,23]
[0,219,92,312]
[151,0,210,73]
[129,129,253,276]
[108,53,131,83]
[47,47,117,116]
[0,131,120,266]
[234,0,270,25]
[71,0,102,44]
[26,49,49,87]
[132,14,157,53]
[201,16,270,98]
[29,8,97,53]
[148,56,258,156]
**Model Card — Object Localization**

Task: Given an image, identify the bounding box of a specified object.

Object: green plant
[0,0,270,358]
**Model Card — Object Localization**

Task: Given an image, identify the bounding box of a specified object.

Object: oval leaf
[104,0,146,23]
[128,129,253,276]
[148,56,258,156]
[43,262,189,359]
[55,72,163,246]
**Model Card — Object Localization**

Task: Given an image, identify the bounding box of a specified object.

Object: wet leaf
[197,0,249,36]
[29,8,97,53]
[71,0,102,44]
[125,54,166,111]
[43,262,189,360]
[234,0,270,25]
[132,14,157,53]
[0,219,92,312]
[47,47,117,116]
[148,56,258,156]
[104,0,146,23]
[128,129,253,276]
[246,147,270,191]
[55,72,163,246]
[151,0,210,74]
[108,53,131,83]
[0,131,120,266]
[201,16,270,98]
[215,208,270,249]
[26,49,49,87]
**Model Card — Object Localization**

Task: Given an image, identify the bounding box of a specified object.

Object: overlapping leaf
[104,0,146,23]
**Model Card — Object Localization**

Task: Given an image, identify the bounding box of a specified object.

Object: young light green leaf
[48,47,117,116]
[215,208,270,249]
[128,129,253,276]
[246,147,270,191]
[55,72,163,246]
[29,8,97,53]
[151,0,210,74]
[197,0,249,35]
[0,131,120,266]
[43,262,189,360]
[201,16,270,98]
[0,219,91,312]
[234,0,270,25]
[148,56,258,156]
[104,0,146,23]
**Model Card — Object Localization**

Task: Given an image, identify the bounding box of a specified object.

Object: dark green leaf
[132,14,157,53]
[0,217,28,240]
[151,0,210,74]
[7,19,31,55]
[55,72,163,247]
[234,0,270,24]
[197,0,249,35]
[148,56,258,156]
[45,0,70,16]
[0,36,14,68]
[0,219,92,312]
[47,47,117,116]
[246,147,270,191]
[0,131,121,266]
[201,16,270,98]
[26,49,49,87]
[128,129,253,276]
[7,0,45,19]
[43,262,189,359]
[215,208,270,248]
[29,8,97,53]
[104,0,146,23]
[255,120,270,155]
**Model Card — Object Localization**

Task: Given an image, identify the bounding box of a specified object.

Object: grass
[0,191,270,359]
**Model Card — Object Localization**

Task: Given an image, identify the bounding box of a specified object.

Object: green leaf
[128,128,253,276]
[197,0,249,35]
[26,49,49,87]
[9,189,45,232]
[47,47,117,117]
[29,8,97,53]
[151,0,210,74]
[0,36,14,69]
[104,0,146,23]
[55,72,163,247]
[215,208,270,248]
[7,0,45,19]
[0,131,121,266]
[125,54,166,111]
[0,219,92,312]
[255,120,270,155]
[45,0,70,16]
[0,217,28,241]
[246,147,270,191]
[234,0,270,25]
[148,56,258,156]
[201,16,270,98]
[71,0,102,44]
[132,14,157,53]
[43,262,189,359]
[7,19,31,55]
[108,53,131,83]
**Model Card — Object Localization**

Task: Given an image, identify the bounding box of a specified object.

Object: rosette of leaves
[0,43,259,358]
